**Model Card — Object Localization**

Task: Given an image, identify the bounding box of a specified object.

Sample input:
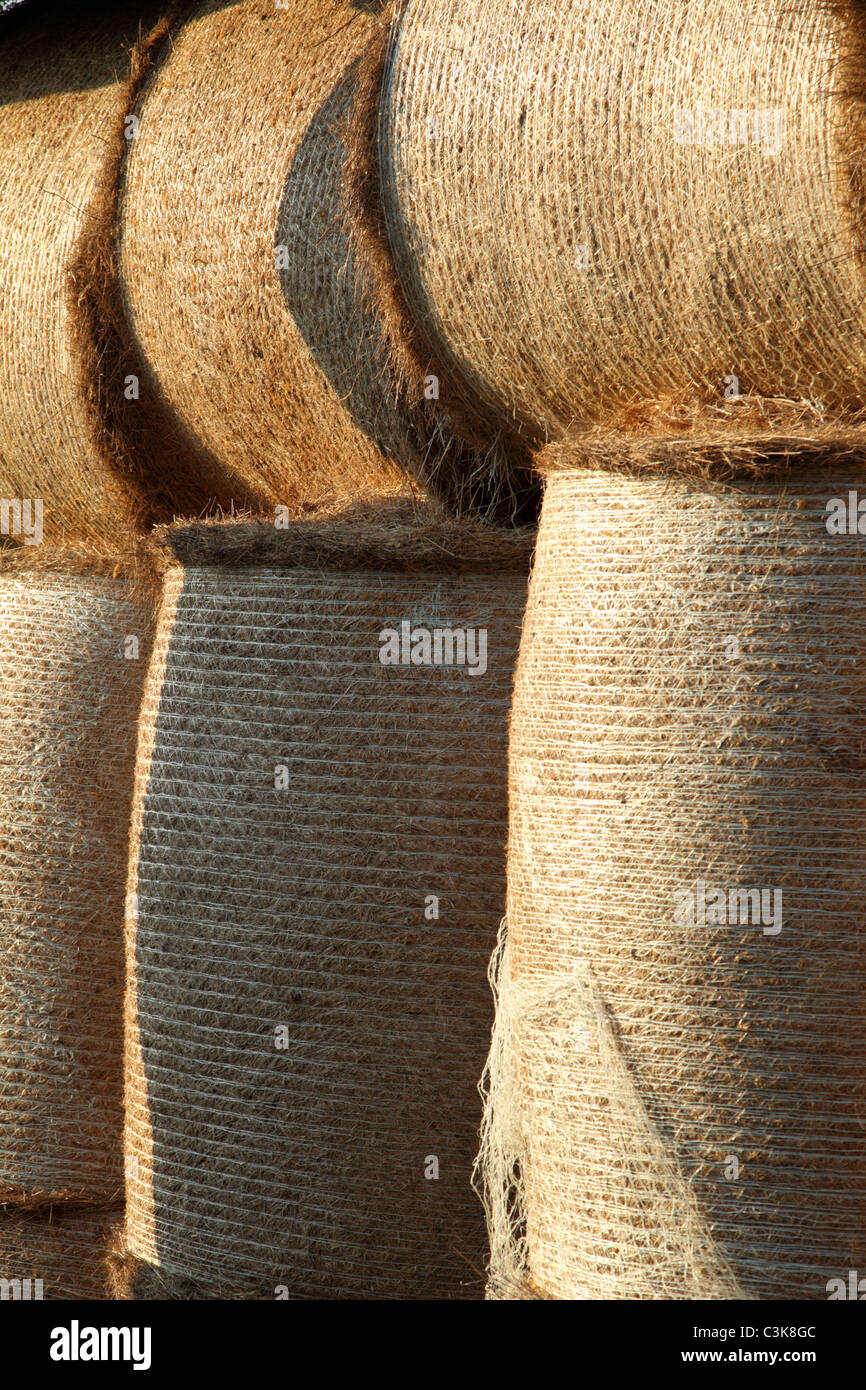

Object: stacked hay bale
[376,0,866,1296]
[116,0,528,519]
[479,458,866,1300]
[0,0,532,1304]
[0,0,179,1299]
[0,0,253,553]
[380,0,866,453]
[0,550,154,1298]
[114,503,531,1299]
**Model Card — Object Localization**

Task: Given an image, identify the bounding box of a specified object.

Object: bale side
[68,0,262,533]
[119,0,435,514]
[485,465,866,1299]
[338,4,535,518]
[123,553,527,1298]
[0,571,154,1203]
[381,0,866,447]
[0,1,190,549]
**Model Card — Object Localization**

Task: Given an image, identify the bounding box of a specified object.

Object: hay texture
[381,0,866,448]
[109,1248,274,1301]
[118,0,462,514]
[337,3,534,516]
[0,2,197,550]
[480,464,866,1300]
[0,1206,122,1300]
[123,510,530,1298]
[151,498,536,574]
[0,560,153,1204]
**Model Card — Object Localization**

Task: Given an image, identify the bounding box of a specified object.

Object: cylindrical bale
[381,0,866,446]
[0,554,154,1204]
[123,506,532,1299]
[118,0,469,514]
[0,1206,122,1300]
[480,464,866,1300]
[0,0,229,550]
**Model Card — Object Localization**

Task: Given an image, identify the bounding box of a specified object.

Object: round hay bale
[480,460,866,1300]
[123,504,532,1299]
[336,2,536,517]
[0,1205,122,1300]
[381,0,866,451]
[0,554,154,1204]
[0,1,231,551]
[119,0,503,516]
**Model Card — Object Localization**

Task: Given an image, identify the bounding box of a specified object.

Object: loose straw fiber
[381,0,866,445]
[119,0,431,512]
[0,558,152,1204]
[480,466,866,1300]
[123,508,531,1298]
[0,2,188,549]
[0,1206,122,1300]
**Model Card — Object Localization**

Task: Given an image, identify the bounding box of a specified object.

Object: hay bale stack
[0,1,233,551]
[118,0,499,515]
[480,459,866,1299]
[381,0,866,450]
[120,504,532,1298]
[0,1206,122,1300]
[0,552,153,1204]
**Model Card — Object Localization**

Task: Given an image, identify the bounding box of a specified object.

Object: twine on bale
[118,0,482,515]
[0,1205,122,1300]
[0,0,227,551]
[381,0,866,452]
[0,552,155,1204]
[478,461,866,1300]
[121,505,532,1298]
